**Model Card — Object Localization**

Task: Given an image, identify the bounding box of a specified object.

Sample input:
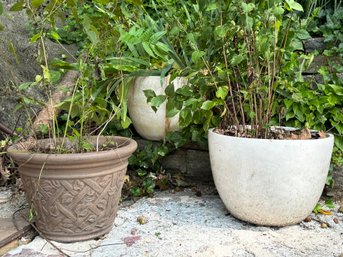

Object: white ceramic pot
[208,128,334,226]
[128,76,187,141]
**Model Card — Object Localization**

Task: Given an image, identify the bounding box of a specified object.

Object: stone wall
[0,1,76,132]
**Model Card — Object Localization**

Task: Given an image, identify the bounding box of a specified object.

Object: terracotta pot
[127,76,187,141]
[7,136,137,242]
[208,128,334,226]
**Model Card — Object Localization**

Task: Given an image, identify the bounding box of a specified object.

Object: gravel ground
[3,188,343,257]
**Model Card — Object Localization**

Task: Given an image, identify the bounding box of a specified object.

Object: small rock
[320,223,328,228]
[303,216,312,222]
[195,191,202,197]
[137,215,148,225]
[131,228,138,235]
[123,235,141,247]
[333,218,339,224]
[338,206,343,213]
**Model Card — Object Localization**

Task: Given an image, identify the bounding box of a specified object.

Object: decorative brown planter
[7,136,137,242]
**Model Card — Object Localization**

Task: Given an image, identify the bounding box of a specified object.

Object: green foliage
[278,5,343,164]
[128,142,171,196]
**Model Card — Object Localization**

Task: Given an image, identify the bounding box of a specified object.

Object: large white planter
[128,76,187,141]
[208,128,334,226]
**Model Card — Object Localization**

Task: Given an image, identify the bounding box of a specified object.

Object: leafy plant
[146,0,308,141]
[127,142,171,196]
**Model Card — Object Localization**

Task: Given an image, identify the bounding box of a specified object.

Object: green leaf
[0,3,4,15]
[285,0,304,12]
[176,86,193,97]
[206,3,218,11]
[296,29,311,40]
[215,25,226,38]
[328,84,343,96]
[241,2,255,13]
[230,54,244,66]
[150,31,167,44]
[191,50,205,63]
[30,31,42,43]
[50,31,60,41]
[179,108,192,128]
[325,199,335,209]
[273,6,285,16]
[150,95,167,108]
[216,86,229,100]
[143,89,156,99]
[82,16,98,43]
[142,42,156,58]
[30,0,45,8]
[19,82,32,90]
[166,99,179,117]
[0,23,3,32]
[10,1,25,11]
[165,83,175,97]
[201,100,216,110]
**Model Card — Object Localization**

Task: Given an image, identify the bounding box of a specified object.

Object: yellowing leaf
[318,209,333,215]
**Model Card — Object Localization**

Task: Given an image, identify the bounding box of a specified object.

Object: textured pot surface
[128,76,187,141]
[7,136,137,242]
[208,128,334,226]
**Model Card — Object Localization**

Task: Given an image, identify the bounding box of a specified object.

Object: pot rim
[7,136,137,161]
[209,127,334,141]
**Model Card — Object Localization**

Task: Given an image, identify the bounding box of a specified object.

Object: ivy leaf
[179,108,192,128]
[285,0,304,12]
[328,84,343,96]
[296,29,311,40]
[201,100,216,110]
[143,89,156,99]
[165,83,175,97]
[273,6,285,16]
[216,86,229,100]
[150,95,167,108]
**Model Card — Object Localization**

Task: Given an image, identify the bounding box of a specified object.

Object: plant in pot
[104,1,213,142]
[175,0,334,226]
[6,0,138,242]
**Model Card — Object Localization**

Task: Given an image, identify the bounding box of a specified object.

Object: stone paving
[2,188,343,257]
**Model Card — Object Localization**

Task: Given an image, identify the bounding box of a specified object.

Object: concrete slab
[3,189,343,257]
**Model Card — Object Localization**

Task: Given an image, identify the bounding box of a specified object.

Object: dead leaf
[318,209,333,215]
[333,218,339,224]
[318,131,327,138]
[298,128,311,140]
[123,235,141,247]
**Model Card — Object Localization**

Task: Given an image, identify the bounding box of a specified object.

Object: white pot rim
[208,127,334,141]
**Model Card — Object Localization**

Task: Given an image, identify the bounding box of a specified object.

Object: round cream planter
[127,76,187,141]
[208,128,334,226]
